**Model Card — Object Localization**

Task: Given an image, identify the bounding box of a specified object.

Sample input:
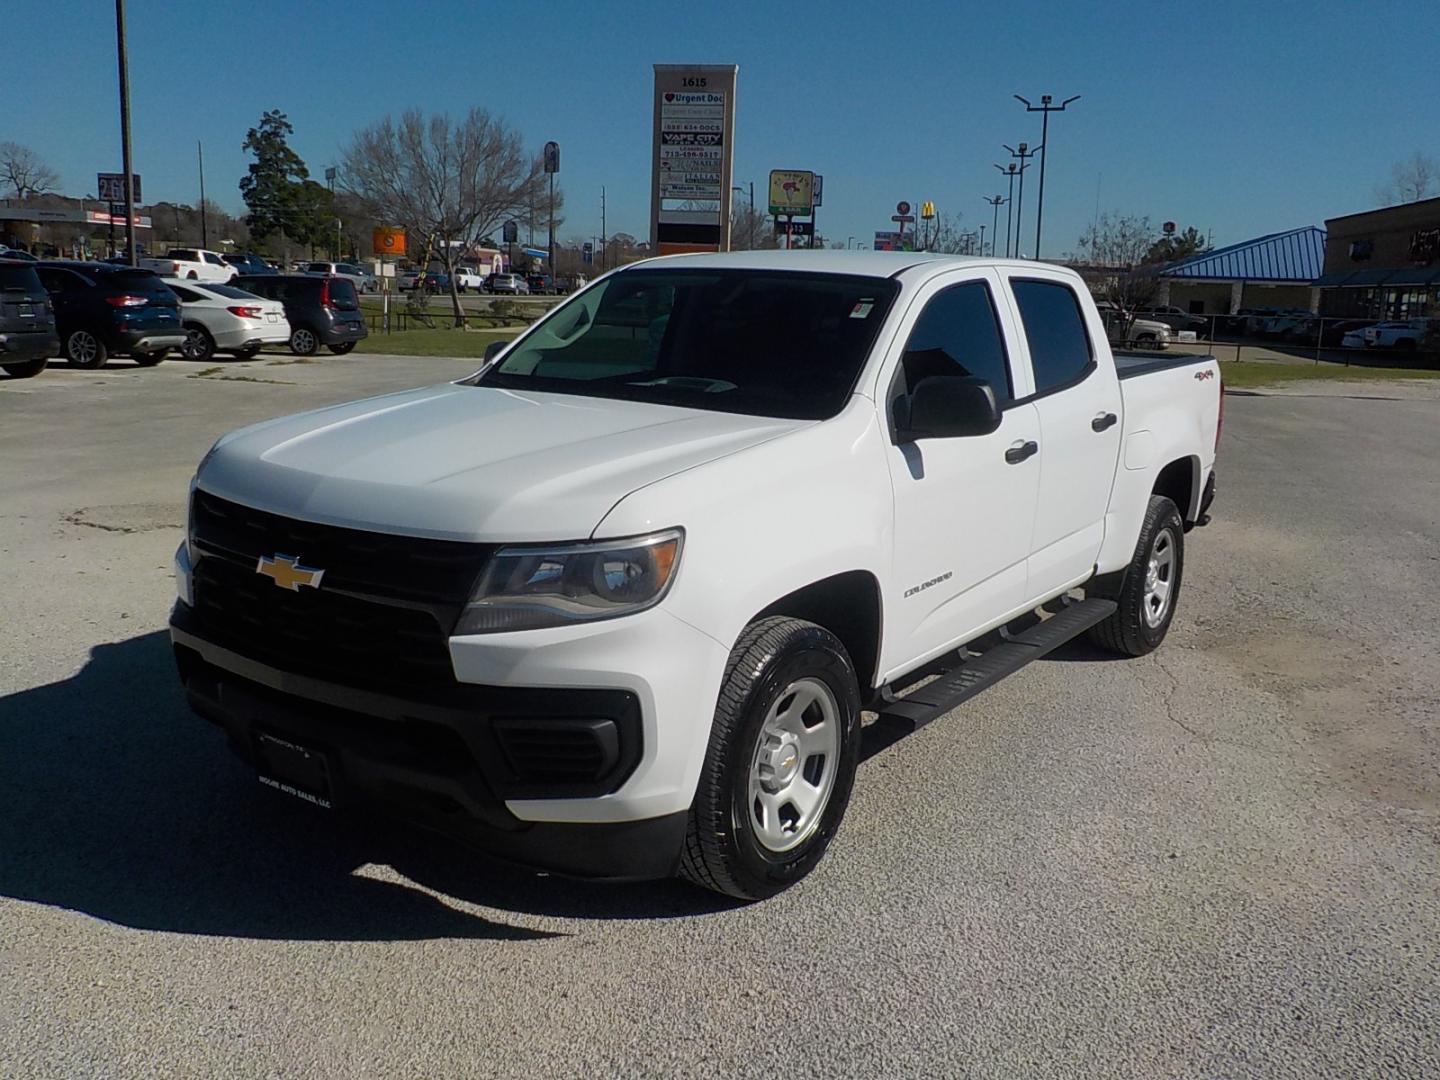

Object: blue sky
[4,0,1431,255]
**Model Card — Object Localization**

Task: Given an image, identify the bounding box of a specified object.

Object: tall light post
[1004,143,1040,258]
[983,194,1006,257]
[543,141,559,283]
[115,0,137,265]
[1015,93,1079,260]
[731,183,755,249]
[993,164,1018,257]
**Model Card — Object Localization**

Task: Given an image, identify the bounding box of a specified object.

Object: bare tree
[1073,213,1161,333]
[1375,151,1439,206]
[730,202,777,250]
[342,109,556,325]
[920,212,978,254]
[0,142,59,199]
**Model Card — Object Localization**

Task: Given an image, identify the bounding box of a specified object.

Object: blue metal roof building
[1156,226,1327,314]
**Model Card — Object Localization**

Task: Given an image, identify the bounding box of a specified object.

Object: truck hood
[198,383,805,541]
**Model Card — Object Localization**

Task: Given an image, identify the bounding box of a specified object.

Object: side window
[203,252,224,265]
[169,285,200,302]
[899,281,1012,402]
[1010,280,1094,395]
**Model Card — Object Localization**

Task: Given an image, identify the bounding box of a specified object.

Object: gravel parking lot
[2,355,1437,1079]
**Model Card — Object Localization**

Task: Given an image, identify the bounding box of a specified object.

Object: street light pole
[993,165,1017,257]
[1015,94,1079,260]
[115,0,137,265]
[984,194,1005,257]
[1004,143,1040,258]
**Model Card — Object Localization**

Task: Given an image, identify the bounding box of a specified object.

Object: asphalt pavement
[1,354,1437,1078]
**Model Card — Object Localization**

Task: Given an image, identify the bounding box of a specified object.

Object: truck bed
[1113,351,1217,379]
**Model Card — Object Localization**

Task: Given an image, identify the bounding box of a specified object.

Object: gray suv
[0,260,61,378]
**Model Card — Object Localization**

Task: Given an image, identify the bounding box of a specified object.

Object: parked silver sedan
[163,279,290,361]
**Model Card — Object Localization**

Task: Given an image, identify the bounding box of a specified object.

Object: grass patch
[354,327,515,358]
[1219,360,1440,388]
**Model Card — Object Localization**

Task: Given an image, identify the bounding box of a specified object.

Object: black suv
[233,274,367,355]
[0,259,60,378]
[34,261,185,368]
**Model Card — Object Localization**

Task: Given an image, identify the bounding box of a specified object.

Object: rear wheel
[680,617,861,900]
[132,349,167,366]
[1088,495,1185,657]
[289,327,319,355]
[327,341,356,355]
[180,325,215,362]
[1,358,47,378]
[66,329,107,369]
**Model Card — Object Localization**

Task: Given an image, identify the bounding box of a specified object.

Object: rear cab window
[1009,279,1095,396]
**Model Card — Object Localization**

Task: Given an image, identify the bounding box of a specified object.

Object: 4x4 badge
[256,553,325,591]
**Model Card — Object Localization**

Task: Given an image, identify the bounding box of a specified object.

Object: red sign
[897,201,912,216]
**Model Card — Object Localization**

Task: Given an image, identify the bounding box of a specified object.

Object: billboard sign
[372,226,405,255]
[651,65,739,254]
[769,170,815,217]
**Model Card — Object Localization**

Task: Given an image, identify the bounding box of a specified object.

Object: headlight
[455,529,683,634]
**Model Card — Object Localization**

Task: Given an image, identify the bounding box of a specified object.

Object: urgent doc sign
[650,65,739,255]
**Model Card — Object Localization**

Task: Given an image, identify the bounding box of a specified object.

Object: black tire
[289,326,320,356]
[186,271,198,280]
[132,349,168,366]
[1088,495,1185,657]
[65,328,108,369]
[180,324,215,362]
[680,617,862,901]
[1,358,47,378]
[327,341,356,355]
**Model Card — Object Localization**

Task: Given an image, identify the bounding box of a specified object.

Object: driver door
[881,270,1041,678]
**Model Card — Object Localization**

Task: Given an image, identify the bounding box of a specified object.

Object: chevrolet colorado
[171,252,1221,899]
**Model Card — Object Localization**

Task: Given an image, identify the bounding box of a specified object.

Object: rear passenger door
[1001,273,1124,602]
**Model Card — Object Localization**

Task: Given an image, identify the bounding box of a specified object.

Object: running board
[875,598,1118,734]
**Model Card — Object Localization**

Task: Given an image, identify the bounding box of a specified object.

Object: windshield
[471,268,898,420]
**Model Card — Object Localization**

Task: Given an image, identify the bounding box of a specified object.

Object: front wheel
[680,617,861,901]
[327,341,356,355]
[289,327,319,355]
[1088,495,1185,657]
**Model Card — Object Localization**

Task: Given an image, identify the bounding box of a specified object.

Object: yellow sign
[768,170,814,217]
[921,202,936,219]
[372,226,406,256]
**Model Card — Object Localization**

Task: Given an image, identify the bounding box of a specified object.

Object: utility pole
[544,142,559,285]
[115,0,137,265]
[600,185,607,271]
[197,141,207,249]
[325,166,338,260]
[1003,143,1039,258]
[984,194,1006,257]
[1015,94,1079,260]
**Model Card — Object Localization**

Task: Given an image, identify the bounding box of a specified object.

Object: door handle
[1005,440,1038,464]
[1091,412,1118,432]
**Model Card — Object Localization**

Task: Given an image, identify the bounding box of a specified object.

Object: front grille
[189,491,494,691]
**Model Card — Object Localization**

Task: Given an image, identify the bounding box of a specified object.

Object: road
[1,355,1437,1079]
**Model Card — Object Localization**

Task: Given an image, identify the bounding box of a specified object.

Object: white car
[396,268,422,291]
[303,262,376,294]
[140,248,236,283]
[1362,320,1428,349]
[171,252,1221,899]
[164,279,290,361]
[454,267,487,292]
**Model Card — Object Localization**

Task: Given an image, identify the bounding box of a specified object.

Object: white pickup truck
[170,252,1221,899]
[139,248,236,283]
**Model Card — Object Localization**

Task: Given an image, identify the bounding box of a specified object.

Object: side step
[875,598,1117,734]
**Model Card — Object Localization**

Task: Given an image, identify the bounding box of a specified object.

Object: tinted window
[203,252,224,265]
[900,281,1012,403]
[38,268,87,292]
[1,266,44,292]
[170,250,199,260]
[168,284,202,302]
[1011,280,1094,394]
[325,279,359,309]
[477,269,898,420]
[305,263,329,273]
[202,283,263,300]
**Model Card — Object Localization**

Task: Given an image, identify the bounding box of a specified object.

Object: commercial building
[1314,196,1440,319]
[1153,226,1326,314]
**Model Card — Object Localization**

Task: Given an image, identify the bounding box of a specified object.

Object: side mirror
[896,376,1001,442]
[483,340,507,363]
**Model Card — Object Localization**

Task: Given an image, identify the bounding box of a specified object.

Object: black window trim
[1005,275,1098,407]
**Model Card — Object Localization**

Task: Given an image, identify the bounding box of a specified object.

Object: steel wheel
[1142,526,1177,628]
[66,329,104,368]
[745,676,840,854]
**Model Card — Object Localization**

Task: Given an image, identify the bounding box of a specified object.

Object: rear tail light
[105,294,148,307]
[320,279,333,309]
[171,262,182,274]
[226,306,263,318]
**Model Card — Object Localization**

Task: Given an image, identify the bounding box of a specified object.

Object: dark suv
[0,259,60,378]
[222,252,276,276]
[234,274,367,355]
[34,261,185,368]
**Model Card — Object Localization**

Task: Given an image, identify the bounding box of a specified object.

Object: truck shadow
[0,631,735,941]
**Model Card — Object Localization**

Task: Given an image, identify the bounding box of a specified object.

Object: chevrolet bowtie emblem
[256,553,325,592]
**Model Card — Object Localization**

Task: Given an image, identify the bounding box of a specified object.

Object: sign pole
[115,0,138,265]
